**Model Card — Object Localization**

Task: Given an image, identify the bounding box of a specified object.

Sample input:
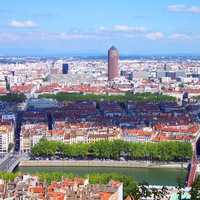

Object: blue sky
[1,0,200,55]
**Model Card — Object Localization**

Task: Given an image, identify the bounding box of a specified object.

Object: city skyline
[1,0,200,56]
[1,1,200,198]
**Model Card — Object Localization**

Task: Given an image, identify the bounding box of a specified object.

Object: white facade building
[0,123,14,153]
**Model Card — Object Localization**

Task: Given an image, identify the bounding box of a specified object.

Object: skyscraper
[108,46,119,81]
[62,63,69,74]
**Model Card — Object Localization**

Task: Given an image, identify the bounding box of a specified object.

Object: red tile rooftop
[49,178,86,188]
[48,130,65,135]
[100,192,112,200]
[29,186,45,194]
[154,124,199,134]
[36,83,62,93]
[11,84,33,93]
[48,192,65,200]
[126,129,154,136]
[0,87,7,94]
[153,133,194,142]
[37,84,125,94]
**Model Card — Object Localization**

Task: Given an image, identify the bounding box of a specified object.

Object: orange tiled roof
[48,130,65,135]
[154,124,199,134]
[29,186,45,194]
[0,87,7,94]
[48,192,65,200]
[126,129,154,136]
[100,192,112,200]
[11,84,33,93]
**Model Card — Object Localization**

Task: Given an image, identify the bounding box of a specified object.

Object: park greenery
[38,92,176,103]
[0,172,20,181]
[31,139,192,162]
[0,93,26,102]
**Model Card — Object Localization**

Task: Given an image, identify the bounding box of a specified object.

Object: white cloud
[98,25,146,33]
[22,32,100,40]
[168,4,200,13]
[169,33,191,40]
[113,25,146,33]
[1,28,197,44]
[9,20,38,28]
[98,26,106,31]
[58,33,101,40]
[0,32,20,42]
[145,32,164,40]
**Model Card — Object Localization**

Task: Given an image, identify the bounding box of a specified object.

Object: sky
[1,0,200,56]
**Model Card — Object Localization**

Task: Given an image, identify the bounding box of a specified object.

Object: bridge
[186,130,200,187]
[186,155,198,187]
[0,153,25,172]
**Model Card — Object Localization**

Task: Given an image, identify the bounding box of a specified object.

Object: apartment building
[0,122,14,153]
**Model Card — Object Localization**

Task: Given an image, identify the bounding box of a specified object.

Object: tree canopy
[38,92,176,103]
[31,139,192,162]
[0,93,26,102]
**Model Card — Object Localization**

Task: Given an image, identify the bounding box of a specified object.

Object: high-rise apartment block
[108,46,119,81]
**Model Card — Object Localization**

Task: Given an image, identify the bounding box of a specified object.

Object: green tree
[190,178,200,200]
[38,92,176,103]
[31,139,192,162]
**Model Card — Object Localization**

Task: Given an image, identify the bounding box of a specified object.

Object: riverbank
[19,160,188,169]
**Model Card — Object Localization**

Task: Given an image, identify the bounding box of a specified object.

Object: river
[16,166,187,186]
